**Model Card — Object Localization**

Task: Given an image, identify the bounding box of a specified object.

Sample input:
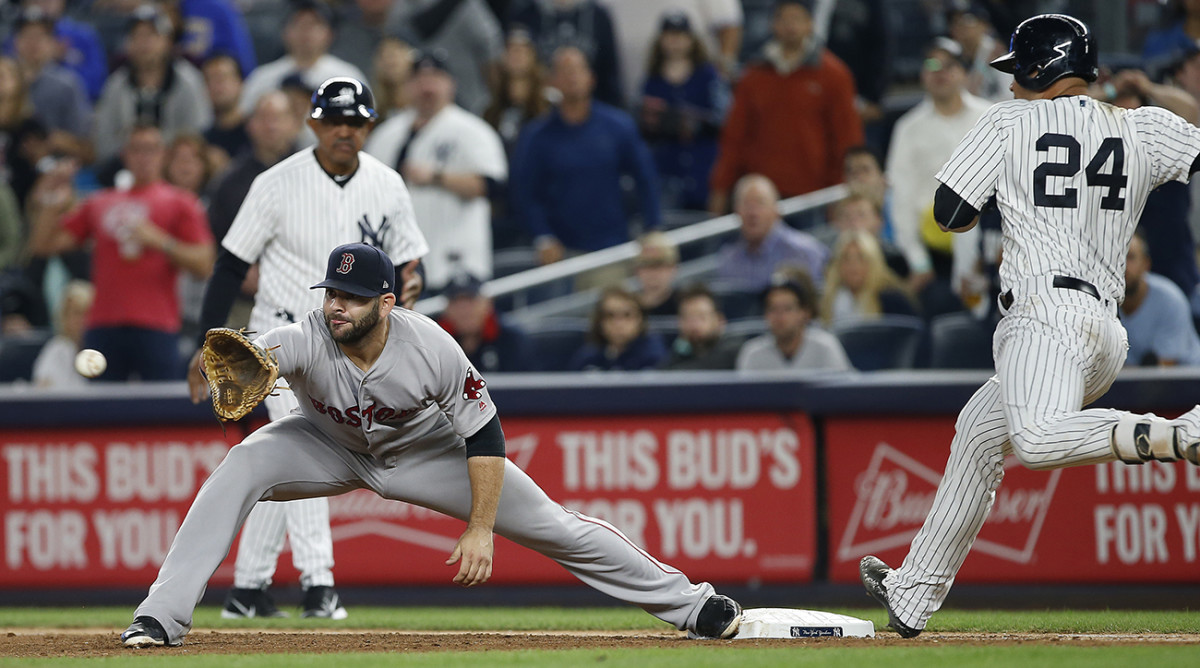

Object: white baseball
[74,349,107,378]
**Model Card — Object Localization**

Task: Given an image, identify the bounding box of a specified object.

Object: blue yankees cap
[311,243,395,297]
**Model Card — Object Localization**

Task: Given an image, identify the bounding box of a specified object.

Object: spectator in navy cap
[5,0,108,101]
[238,0,368,116]
[436,272,533,373]
[11,7,92,163]
[92,4,213,162]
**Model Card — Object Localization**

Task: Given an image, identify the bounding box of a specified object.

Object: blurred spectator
[507,0,623,107]
[820,229,917,327]
[511,46,660,285]
[945,0,1010,102]
[569,285,667,370]
[887,37,990,299]
[31,278,92,388]
[484,27,549,154]
[842,145,893,242]
[823,192,908,279]
[238,1,367,116]
[372,36,417,120]
[278,73,319,148]
[0,180,21,270]
[736,272,852,371]
[93,5,212,163]
[201,53,248,169]
[330,0,394,76]
[364,51,507,291]
[1143,0,1200,72]
[637,11,725,211]
[27,125,215,381]
[600,0,742,104]
[633,231,679,317]
[1121,230,1200,367]
[5,0,107,101]
[662,283,740,370]
[164,134,216,200]
[0,55,47,208]
[483,28,548,248]
[174,0,257,76]
[435,271,533,372]
[387,0,504,115]
[823,0,890,135]
[715,173,826,293]
[708,0,863,214]
[12,8,92,162]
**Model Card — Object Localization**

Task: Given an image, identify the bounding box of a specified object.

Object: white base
[731,608,875,639]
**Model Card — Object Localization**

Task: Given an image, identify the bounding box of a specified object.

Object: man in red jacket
[708,0,864,213]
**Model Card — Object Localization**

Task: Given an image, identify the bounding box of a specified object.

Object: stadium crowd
[3,0,1200,382]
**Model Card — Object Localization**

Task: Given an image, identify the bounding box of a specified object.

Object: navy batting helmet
[989,14,1098,92]
[310,77,378,121]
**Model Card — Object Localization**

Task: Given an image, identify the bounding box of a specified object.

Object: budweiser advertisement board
[826,416,1200,584]
[2,413,815,588]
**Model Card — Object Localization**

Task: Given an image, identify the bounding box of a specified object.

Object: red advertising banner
[826,416,1200,584]
[2,413,815,589]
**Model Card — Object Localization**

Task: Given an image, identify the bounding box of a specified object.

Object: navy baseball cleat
[121,616,180,648]
[692,594,742,639]
[859,555,922,638]
[222,587,289,619]
[302,585,348,619]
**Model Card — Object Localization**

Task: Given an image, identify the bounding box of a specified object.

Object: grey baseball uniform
[220,148,428,592]
[134,307,717,644]
[882,97,1200,630]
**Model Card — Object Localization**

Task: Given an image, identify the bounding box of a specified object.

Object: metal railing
[414,184,849,316]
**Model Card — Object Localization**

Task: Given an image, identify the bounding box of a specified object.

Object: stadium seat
[833,315,925,371]
[525,319,590,372]
[929,312,996,369]
[0,329,53,382]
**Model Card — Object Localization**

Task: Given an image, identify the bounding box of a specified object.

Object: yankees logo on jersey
[221,150,429,333]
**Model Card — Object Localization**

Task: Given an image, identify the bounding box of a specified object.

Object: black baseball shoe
[692,594,742,639]
[301,585,348,619]
[221,587,289,619]
[121,616,180,648]
[859,555,922,638]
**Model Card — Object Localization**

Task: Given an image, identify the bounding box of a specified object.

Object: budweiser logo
[837,443,1060,564]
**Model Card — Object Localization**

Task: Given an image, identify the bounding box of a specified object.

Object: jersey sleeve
[220,167,278,263]
[253,321,307,379]
[1137,106,1200,187]
[935,108,1006,209]
[382,170,429,265]
[426,322,497,438]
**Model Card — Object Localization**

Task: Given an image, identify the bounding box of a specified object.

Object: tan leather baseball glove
[200,328,280,421]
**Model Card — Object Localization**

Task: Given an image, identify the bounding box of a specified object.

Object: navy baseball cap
[311,243,395,297]
[442,272,484,299]
[412,48,451,75]
[660,11,691,33]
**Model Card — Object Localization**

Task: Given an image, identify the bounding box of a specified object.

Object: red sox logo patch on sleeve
[462,369,487,400]
[337,252,355,274]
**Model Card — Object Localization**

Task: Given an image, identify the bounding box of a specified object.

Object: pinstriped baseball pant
[885,281,1136,630]
[232,392,335,590]
[135,415,715,644]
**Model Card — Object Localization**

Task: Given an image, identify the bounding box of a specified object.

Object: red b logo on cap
[337,253,355,274]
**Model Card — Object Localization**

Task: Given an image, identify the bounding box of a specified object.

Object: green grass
[4,647,1200,668]
[1,607,1198,667]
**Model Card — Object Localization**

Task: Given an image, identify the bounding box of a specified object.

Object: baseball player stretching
[861,14,1200,637]
[123,243,743,647]
[189,77,428,619]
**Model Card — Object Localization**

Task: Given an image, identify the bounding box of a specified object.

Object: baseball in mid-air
[74,348,107,378]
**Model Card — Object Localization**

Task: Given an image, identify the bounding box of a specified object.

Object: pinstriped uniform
[220,148,429,591]
[884,96,1200,629]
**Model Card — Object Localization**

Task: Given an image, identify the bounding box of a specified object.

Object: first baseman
[122,243,743,647]
[189,76,429,619]
[861,14,1200,637]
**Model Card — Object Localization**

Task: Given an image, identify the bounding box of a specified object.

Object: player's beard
[325,297,382,344]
